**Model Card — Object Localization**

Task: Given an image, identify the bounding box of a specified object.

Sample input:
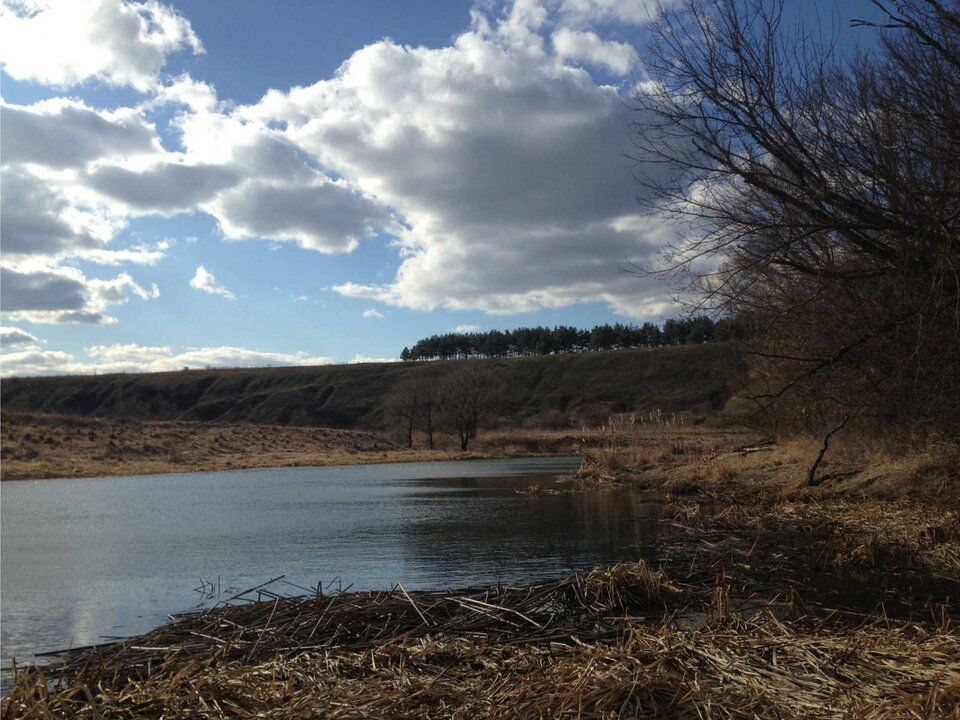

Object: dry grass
[0,414,593,481]
[5,564,958,719]
[5,414,959,717]
[572,414,748,487]
[575,419,960,584]
[663,498,960,580]
[573,420,960,506]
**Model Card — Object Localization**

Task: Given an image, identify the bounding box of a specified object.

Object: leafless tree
[387,382,419,449]
[631,0,960,443]
[419,383,438,450]
[440,363,498,451]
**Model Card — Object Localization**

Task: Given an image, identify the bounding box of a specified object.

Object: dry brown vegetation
[0,413,601,481]
[575,418,960,576]
[0,413,406,481]
[575,419,960,504]
[6,547,959,718]
[5,415,959,717]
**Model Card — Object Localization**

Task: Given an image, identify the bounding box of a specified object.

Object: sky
[0,0,884,376]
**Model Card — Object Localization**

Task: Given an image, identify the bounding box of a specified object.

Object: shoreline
[5,412,959,716]
[0,447,568,482]
[1,412,595,482]
[7,489,959,717]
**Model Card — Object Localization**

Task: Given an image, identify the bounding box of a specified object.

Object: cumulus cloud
[1,99,160,168]
[0,265,159,324]
[362,309,384,319]
[0,325,40,346]
[453,324,481,333]
[189,265,236,300]
[0,0,203,91]
[209,178,393,252]
[552,28,635,74]
[1,0,680,330]
[0,99,167,273]
[0,343,337,377]
[153,73,219,112]
[162,101,397,250]
[0,347,77,376]
[87,162,241,213]
[0,166,103,257]
[0,266,90,313]
[4,87,397,255]
[247,23,678,317]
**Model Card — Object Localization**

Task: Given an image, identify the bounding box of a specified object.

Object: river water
[1,457,671,684]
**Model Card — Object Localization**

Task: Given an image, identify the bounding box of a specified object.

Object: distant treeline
[401,316,747,362]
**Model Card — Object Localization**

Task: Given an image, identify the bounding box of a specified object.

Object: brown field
[0,412,597,481]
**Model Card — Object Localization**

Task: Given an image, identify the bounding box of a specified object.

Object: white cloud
[0,0,203,91]
[552,28,635,74]
[209,178,394,252]
[0,325,40,346]
[0,99,170,277]
[0,157,139,263]
[0,265,159,324]
[453,324,481,333]
[189,265,236,300]
[348,353,397,364]
[557,0,664,26]
[0,0,679,327]
[74,246,166,266]
[1,99,160,168]
[152,73,219,112]
[0,347,77,375]
[238,18,679,318]
[0,342,337,377]
[362,309,384,319]
[1,165,102,258]
[87,161,241,213]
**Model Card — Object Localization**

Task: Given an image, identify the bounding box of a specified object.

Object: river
[1,456,670,688]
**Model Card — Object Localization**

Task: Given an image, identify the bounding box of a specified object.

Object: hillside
[0,343,743,430]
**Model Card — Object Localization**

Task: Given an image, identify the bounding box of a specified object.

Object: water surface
[1,457,667,683]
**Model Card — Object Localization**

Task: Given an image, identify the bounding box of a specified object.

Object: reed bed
[662,498,960,578]
[5,561,959,719]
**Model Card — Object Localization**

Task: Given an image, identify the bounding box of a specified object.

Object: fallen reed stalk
[4,561,958,719]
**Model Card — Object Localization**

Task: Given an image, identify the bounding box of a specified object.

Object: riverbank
[6,489,959,718]
[574,417,960,506]
[0,413,596,481]
[5,421,958,716]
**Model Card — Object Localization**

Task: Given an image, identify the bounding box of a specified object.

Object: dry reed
[4,561,959,719]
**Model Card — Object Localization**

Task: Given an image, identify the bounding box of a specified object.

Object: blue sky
[0,0,884,375]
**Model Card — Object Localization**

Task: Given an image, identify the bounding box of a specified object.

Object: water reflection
[398,484,670,586]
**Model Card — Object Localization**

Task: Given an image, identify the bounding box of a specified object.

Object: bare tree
[419,382,438,450]
[387,382,419,449]
[631,0,960,442]
[440,363,498,451]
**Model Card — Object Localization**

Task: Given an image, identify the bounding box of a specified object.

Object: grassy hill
[0,343,743,430]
